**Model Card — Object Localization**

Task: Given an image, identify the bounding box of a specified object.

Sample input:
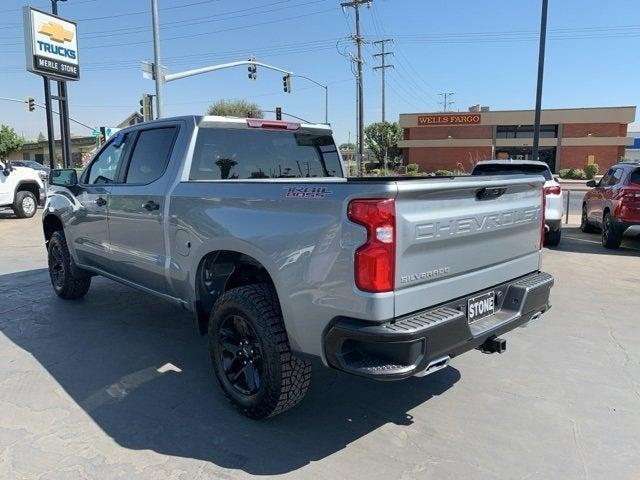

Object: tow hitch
[478,336,507,354]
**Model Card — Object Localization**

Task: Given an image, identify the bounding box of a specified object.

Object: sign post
[23,6,79,168]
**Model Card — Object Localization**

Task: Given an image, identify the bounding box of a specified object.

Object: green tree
[206,99,263,118]
[364,121,403,167]
[0,125,23,160]
[37,132,46,142]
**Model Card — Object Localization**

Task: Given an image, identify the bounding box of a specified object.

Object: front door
[70,134,131,271]
[107,125,179,294]
[0,163,11,206]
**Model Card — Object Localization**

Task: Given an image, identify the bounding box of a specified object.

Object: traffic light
[27,97,35,112]
[247,58,257,80]
[139,94,154,121]
[283,74,292,93]
[276,107,282,121]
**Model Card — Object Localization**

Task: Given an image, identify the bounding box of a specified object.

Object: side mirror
[586,179,597,188]
[553,175,560,182]
[1,162,11,176]
[50,168,78,187]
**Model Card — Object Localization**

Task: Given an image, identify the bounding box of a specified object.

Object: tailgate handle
[476,187,507,201]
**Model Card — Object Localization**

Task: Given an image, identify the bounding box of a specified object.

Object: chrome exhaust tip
[414,356,450,377]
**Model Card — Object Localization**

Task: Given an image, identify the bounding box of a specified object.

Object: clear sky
[1,0,639,145]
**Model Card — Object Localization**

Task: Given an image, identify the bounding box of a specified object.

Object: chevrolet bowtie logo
[38,22,74,44]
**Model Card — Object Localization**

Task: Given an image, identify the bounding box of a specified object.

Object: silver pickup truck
[43,116,553,419]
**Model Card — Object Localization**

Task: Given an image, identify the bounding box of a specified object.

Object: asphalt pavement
[0,214,639,479]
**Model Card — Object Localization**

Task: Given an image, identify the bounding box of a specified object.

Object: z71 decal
[284,186,332,199]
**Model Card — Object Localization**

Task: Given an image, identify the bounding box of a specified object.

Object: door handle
[96,197,107,207]
[142,200,160,211]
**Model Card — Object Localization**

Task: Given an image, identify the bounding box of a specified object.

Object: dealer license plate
[467,291,495,322]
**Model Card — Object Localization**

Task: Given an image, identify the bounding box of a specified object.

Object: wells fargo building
[398,106,636,173]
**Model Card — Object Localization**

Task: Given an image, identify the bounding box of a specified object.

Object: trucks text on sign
[417,114,481,126]
[23,7,79,81]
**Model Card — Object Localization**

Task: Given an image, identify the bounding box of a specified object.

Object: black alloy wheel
[48,241,65,290]
[218,314,264,396]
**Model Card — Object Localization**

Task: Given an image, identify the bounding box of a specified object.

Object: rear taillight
[540,188,546,249]
[348,199,396,293]
[618,189,640,202]
[544,185,561,196]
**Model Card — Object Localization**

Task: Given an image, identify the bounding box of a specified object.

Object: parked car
[471,160,563,246]
[0,159,46,218]
[43,116,553,419]
[10,160,50,182]
[581,161,640,249]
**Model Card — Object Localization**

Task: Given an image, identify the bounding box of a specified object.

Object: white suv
[471,160,563,246]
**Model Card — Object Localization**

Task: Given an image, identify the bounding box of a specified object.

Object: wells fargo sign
[417,114,481,126]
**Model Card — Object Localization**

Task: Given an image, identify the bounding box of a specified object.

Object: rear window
[190,128,342,180]
[630,168,640,185]
[472,163,552,181]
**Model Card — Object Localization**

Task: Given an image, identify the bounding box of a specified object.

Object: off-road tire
[13,191,37,218]
[208,284,312,419]
[545,229,561,247]
[48,231,92,299]
[580,204,596,233]
[602,212,622,249]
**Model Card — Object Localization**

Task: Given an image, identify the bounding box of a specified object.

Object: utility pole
[341,0,371,176]
[373,39,393,123]
[532,0,549,162]
[438,92,455,112]
[151,0,163,118]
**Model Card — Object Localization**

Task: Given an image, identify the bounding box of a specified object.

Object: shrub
[558,169,571,179]
[367,168,381,176]
[406,163,419,174]
[434,169,454,176]
[569,168,587,180]
[584,163,599,179]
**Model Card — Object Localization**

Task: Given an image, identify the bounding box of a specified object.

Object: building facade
[626,131,640,162]
[399,106,636,173]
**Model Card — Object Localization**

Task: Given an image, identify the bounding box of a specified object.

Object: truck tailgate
[394,176,543,317]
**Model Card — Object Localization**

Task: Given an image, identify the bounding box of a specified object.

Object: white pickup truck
[0,159,46,218]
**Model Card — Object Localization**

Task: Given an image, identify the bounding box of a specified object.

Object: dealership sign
[417,114,481,126]
[23,7,79,81]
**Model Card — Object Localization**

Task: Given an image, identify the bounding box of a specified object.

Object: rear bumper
[324,271,553,380]
[620,222,640,237]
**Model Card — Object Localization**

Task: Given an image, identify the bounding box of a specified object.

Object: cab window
[86,135,129,184]
[125,127,178,184]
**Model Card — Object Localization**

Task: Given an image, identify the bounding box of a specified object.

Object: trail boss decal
[284,187,332,199]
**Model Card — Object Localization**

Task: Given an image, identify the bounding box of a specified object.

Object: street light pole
[291,74,329,124]
[532,0,549,162]
[151,0,163,118]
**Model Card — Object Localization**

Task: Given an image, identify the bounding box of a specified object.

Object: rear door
[393,176,543,317]
[107,124,180,294]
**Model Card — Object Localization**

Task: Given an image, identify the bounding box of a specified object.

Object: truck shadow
[550,226,640,257]
[0,268,460,475]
